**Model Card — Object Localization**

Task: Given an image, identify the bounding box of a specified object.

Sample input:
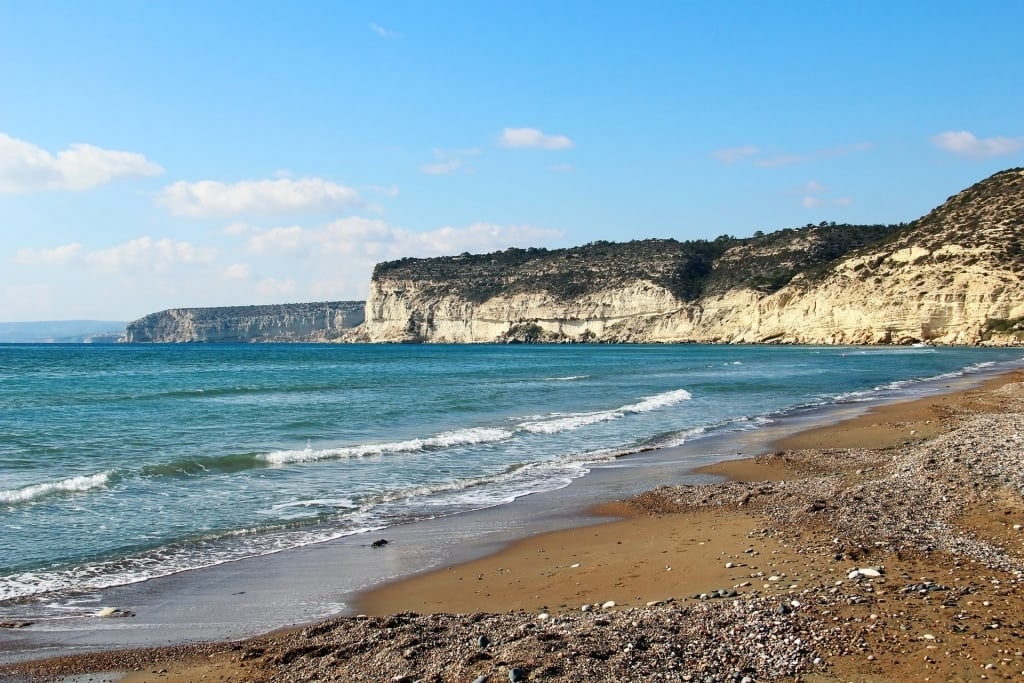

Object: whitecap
[0,472,113,505]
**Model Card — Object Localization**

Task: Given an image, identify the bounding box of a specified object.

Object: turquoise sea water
[1,343,1022,609]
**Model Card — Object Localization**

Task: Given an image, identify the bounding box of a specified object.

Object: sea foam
[0,472,112,505]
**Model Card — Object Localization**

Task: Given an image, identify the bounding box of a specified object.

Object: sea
[1,343,1022,620]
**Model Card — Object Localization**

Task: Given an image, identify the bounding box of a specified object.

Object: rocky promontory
[354,168,1024,346]
[124,301,365,343]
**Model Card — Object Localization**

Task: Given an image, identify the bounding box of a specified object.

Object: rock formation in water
[124,301,365,343]
[353,168,1024,345]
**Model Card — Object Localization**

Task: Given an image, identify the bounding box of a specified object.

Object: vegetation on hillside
[373,224,900,303]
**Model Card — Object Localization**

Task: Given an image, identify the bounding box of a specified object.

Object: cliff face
[125,301,365,343]
[356,168,1024,346]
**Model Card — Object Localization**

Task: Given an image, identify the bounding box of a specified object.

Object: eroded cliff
[355,168,1024,345]
[125,301,365,343]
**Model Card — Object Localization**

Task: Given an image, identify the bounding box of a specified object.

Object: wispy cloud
[757,142,873,168]
[712,145,759,165]
[239,217,562,261]
[85,237,217,273]
[370,22,400,39]
[0,132,162,193]
[931,130,1024,158]
[419,148,479,175]
[158,177,361,217]
[15,237,216,274]
[499,127,574,150]
[713,141,872,168]
[13,243,84,266]
[796,179,852,209]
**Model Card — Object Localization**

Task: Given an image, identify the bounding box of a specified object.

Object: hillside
[355,168,1024,345]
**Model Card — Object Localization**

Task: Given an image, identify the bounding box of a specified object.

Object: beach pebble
[858,567,883,578]
[509,667,526,682]
[537,612,550,621]
[472,676,488,683]
[601,600,616,609]
[95,607,134,618]
[370,538,389,548]
[0,621,32,629]
[477,634,490,648]
[646,600,662,607]
[570,563,580,568]
[580,604,591,612]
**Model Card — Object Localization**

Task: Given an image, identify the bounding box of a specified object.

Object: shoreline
[350,369,1022,618]
[3,368,1024,681]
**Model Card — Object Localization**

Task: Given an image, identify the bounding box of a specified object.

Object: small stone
[570,563,580,568]
[509,668,526,682]
[725,562,735,569]
[537,612,550,620]
[472,676,488,683]
[601,600,616,609]
[646,600,662,607]
[858,567,882,578]
[580,604,591,612]
[1014,524,1022,531]
[477,634,491,648]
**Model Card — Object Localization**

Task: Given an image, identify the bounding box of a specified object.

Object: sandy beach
[3,369,1024,682]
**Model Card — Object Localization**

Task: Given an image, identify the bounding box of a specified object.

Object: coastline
[3,368,1024,681]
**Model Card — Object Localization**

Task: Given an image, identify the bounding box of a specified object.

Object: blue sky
[2,1,1022,321]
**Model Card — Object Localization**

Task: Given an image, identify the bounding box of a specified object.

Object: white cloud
[14,243,83,266]
[223,263,251,280]
[802,180,827,194]
[931,130,1024,158]
[158,177,360,217]
[370,22,400,39]
[246,225,308,255]
[800,196,824,208]
[712,145,759,164]
[255,278,298,297]
[499,127,574,150]
[84,237,217,273]
[0,132,162,193]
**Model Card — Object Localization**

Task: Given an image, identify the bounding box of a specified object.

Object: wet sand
[4,370,1024,682]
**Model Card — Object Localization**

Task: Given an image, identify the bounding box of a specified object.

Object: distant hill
[0,320,126,343]
[124,302,365,342]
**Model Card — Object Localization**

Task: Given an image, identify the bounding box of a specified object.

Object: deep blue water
[1,343,1021,605]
